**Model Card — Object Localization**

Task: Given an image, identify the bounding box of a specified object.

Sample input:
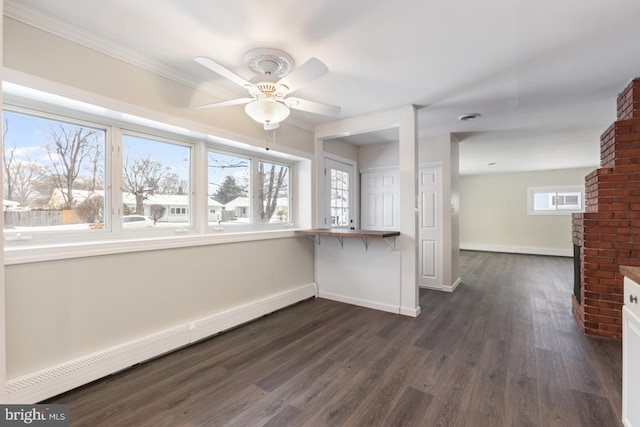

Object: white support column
[398,106,420,316]
[313,137,324,228]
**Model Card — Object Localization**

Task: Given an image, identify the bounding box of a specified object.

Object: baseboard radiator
[5,283,317,404]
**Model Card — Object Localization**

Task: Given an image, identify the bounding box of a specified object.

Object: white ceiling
[5,0,640,175]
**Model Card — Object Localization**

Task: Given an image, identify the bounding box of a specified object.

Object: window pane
[3,110,106,232]
[122,134,190,227]
[530,187,583,215]
[330,168,349,227]
[533,192,552,210]
[208,151,249,223]
[258,161,289,223]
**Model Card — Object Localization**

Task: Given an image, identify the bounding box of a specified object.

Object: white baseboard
[400,305,421,317]
[5,283,316,404]
[444,277,462,293]
[419,277,461,293]
[318,291,400,315]
[460,243,573,257]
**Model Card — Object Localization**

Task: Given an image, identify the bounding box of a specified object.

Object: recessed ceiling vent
[457,113,482,121]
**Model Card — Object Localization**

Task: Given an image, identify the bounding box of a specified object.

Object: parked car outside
[123,215,156,228]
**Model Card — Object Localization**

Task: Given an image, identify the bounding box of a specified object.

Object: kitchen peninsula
[297,229,402,314]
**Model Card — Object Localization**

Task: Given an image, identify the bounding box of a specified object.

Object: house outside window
[123,133,191,226]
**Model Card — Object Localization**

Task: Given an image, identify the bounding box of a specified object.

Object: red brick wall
[617,78,640,121]
[572,78,640,340]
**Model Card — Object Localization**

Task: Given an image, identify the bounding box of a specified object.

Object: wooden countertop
[620,265,640,284]
[295,229,400,239]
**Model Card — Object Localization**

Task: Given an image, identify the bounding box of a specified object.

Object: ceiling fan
[194,48,340,130]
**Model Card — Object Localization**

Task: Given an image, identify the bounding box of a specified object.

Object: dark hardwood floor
[46,251,623,426]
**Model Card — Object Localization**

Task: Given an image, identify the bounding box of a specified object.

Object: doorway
[418,164,443,289]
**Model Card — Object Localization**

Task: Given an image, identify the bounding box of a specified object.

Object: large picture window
[122,134,191,227]
[3,109,106,234]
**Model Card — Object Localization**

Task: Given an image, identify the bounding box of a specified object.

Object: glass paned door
[325,158,354,229]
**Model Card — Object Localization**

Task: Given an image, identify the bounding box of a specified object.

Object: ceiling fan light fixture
[244,99,290,126]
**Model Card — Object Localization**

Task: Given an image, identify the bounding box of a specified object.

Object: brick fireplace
[572,77,640,340]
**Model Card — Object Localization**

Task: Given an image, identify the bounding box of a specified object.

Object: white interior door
[325,157,355,229]
[419,165,443,289]
[360,169,399,230]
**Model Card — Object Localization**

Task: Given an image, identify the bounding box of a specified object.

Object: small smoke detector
[244,48,294,78]
[457,113,482,121]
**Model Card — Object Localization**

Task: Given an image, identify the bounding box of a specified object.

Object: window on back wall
[527,186,585,215]
[2,109,107,236]
[122,133,191,228]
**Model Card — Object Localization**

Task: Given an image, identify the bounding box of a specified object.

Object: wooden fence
[4,210,65,228]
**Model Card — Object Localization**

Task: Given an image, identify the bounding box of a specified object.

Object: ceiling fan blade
[285,97,341,116]
[194,56,256,91]
[278,58,329,94]
[193,97,253,109]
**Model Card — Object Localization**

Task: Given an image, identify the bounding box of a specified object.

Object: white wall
[359,140,399,170]
[324,138,359,162]
[2,15,316,397]
[5,238,314,377]
[459,167,594,256]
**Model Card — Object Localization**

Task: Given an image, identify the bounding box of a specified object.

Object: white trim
[318,291,400,315]
[444,277,462,292]
[5,229,302,265]
[5,282,316,403]
[419,284,442,291]
[400,305,421,317]
[460,243,573,257]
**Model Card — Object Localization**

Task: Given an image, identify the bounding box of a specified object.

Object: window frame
[527,185,585,215]
[2,82,306,265]
[205,147,295,232]
[2,105,113,243]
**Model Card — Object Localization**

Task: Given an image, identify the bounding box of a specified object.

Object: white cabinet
[623,276,640,427]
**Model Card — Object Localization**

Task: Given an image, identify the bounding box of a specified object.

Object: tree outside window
[2,110,105,230]
[258,161,289,223]
[122,134,190,226]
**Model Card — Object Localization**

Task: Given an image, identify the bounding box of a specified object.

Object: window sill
[4,229,301,265]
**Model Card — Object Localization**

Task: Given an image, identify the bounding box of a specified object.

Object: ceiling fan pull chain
[265,128,276,151]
